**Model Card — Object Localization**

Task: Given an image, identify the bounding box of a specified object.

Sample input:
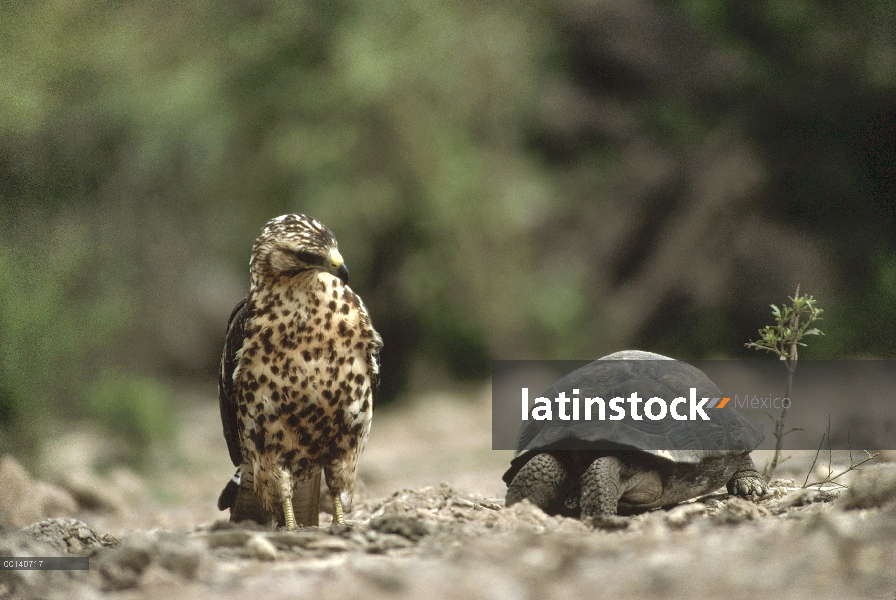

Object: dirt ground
[2,384,896,600]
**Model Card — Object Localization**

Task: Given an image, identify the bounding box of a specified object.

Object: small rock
[501,500,551,530]
[21,518,115,553]
[265,530,325,550]
[366,533,415,553]
[204,519,268,532]
[665,503,706,527]
[555,517,590,534]
[840,464,896,510]
[329,522,353,536]
[379,500,407,516]
[39,430,141,512]
[765,485,792,501]
[0,456,77,529]
[452,497,476,508]
[152,532,205,579]
[584,514,631,531]
[96,538,153,591]
[93,531,203,585]
[716,496,771,523]
[368,514,431,541]
[138,563,184,590]
[54,470,123,513]
[814,487,845,503]
[703,498,724,511]
[199,529,252,549]
[246,534,278,561]
[771,488,819,512]
[305,536,354,553]
[477,498,503,511]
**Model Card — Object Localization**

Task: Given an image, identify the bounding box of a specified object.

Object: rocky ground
[2,385,896,600]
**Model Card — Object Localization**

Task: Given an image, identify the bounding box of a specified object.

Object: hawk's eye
[293,250,322,265]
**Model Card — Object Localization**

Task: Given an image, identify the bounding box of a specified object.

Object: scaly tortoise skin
[503,351,768,517]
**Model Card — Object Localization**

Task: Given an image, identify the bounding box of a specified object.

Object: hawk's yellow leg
[280,469,297,530]
[282,495,297,530]
[332,495,346,526]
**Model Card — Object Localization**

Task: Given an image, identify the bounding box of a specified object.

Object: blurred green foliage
[0,208,134,455]
[87,372,175,467]
[0,0,894,457]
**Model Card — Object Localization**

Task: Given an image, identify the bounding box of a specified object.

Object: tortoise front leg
[726,454,768,498]
[579,455,625,517]
[506,452,570,512]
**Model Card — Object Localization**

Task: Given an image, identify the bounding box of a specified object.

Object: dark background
[1,0,894,461]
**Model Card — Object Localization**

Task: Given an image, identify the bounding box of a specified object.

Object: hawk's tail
[217,469,241,511]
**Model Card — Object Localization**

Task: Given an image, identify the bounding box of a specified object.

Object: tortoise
[503,351,768,517]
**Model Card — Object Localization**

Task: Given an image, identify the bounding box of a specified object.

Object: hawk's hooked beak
[329,249,349,284]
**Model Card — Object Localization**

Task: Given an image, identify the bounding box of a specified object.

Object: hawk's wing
[369,342,382,411]
[219,296,248,467]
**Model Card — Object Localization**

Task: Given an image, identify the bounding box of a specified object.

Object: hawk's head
[249,214,349,285]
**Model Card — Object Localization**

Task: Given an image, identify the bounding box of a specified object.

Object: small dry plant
[745,284,823,481]
[802,415,878,489]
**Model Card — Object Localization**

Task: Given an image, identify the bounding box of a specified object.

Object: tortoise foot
[506,452,569,512]
[726,470,768,498]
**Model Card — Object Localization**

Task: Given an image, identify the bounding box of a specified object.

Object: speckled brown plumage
[217,214,382,528]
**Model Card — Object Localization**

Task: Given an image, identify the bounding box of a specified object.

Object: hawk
[217,214,382,528]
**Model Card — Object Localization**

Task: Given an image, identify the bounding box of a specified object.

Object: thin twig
[803,430,826,488]
[803,426,879,488]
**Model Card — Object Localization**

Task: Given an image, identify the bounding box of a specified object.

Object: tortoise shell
[503,351,764,485]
